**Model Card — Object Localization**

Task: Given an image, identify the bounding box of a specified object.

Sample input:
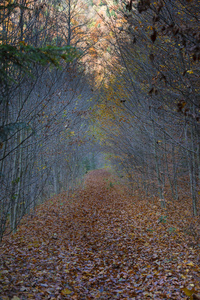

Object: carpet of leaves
[0,169,200,300]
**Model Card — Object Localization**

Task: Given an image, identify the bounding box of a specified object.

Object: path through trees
[0,170,199,299]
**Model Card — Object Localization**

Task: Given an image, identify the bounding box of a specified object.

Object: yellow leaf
[187,262,194,266]
[65,269,70,273]
[182,287,197,298]
[187,70,194,74]
[61,288,72,295]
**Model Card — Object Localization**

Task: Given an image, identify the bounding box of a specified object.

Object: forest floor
[0,169,200,300]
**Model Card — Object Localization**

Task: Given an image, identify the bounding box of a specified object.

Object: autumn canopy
[0,0,200,299]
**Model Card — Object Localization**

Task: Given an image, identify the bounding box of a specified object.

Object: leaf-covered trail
[0,169,200,299]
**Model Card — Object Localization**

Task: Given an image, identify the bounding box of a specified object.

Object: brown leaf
[126,0,133,11]
[149,53,154,61]
[149,87,154,95]
[151,29,157,43]
[137,0,150,13]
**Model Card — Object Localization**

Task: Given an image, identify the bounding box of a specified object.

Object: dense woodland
[0,0,200,298]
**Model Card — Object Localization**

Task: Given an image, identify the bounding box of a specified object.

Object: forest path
[0,169,200,299]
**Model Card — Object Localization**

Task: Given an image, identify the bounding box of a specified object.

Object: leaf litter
[0,169,200,299]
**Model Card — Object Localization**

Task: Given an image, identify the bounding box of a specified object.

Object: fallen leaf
[61,288,73,295]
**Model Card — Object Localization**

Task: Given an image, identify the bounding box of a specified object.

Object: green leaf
[168,227,176,234]
[158,215,167,223]
[0,44,78,85]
